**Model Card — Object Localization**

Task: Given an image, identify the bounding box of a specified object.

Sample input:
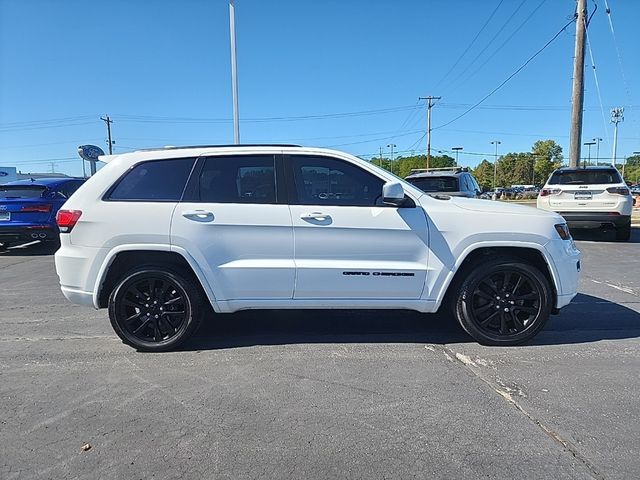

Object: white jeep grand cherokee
[55,145,581,351]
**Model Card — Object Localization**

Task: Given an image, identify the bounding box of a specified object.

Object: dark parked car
[404,167,481,198]
[0,178,85,249]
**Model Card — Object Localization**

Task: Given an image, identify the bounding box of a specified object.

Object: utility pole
[387,143,396,175]
[379,146,383,168]
[229,0,240,144]
[452,147,463,166]
[611,107,624,167]
[491,140,501,189]
[100,115,114,176]
[569,0,587,168]
[419,96,441,169]
[49,162,57,174]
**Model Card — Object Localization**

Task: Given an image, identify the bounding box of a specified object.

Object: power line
[433,0,505,89]
[463,0,548,83]
[446,0,528,90]
[433,15,577,131]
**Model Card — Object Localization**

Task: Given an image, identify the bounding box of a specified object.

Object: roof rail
[409,166,468,174]
[138,143,302,152]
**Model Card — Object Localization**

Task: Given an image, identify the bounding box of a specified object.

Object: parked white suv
[537,166,633,241]
[55,145,581,351]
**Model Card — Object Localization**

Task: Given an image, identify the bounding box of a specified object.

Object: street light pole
[584,141,595,168]
[229,0,240,144]
[387,144,396,175]
[452,147,463,167]
[593,137,603,165]
[491,140,501,189]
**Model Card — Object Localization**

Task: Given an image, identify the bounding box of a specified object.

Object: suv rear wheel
[453,258,552,346]
[615,220,631,242]
[108,266,204,352]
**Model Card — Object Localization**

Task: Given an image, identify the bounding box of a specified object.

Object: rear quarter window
[106,158,196,201]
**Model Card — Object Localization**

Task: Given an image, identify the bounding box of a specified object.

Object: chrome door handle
[182,210,214,222]
[300,212,330,221]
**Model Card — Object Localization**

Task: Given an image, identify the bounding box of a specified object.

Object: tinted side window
[107,158,195,201]
[289,155,384,206]
[199,155,276,204]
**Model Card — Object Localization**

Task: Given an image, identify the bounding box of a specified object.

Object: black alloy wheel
[108,267,203,351]
[454,259,552,346]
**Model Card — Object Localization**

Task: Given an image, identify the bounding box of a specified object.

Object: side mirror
[382,181,406,206]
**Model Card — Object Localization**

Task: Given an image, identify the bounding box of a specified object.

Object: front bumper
[0,225,58,244]
[544,238,581,310]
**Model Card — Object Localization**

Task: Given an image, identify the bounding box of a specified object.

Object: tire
[108,266,204,352]
[453,258,553,346]
[615,221,631,242]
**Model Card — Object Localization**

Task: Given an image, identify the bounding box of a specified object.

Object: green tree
[532,139,563,184]
[472,159,494,190]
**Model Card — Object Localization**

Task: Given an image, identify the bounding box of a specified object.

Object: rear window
[407,176,459,192]
[107,158,196,201]
[548,169,622,185]
[0,186,46,199]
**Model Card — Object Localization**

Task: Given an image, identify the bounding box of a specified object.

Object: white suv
[537,166,633,241]
[54,145,581,351]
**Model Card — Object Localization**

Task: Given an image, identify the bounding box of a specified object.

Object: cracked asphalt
[1,228,639,479]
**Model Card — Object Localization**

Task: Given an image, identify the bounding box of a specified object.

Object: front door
[285,154,429,300]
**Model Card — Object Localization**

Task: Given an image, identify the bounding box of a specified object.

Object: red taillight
[56,209,82,233]
[20,204,52,213]
[606,187,630,195]
[539,188,561,197]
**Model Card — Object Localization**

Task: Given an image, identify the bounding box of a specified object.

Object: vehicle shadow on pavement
[180,293,640,350]
[182,309,469,350]
[0,241,59,256]
[530,293,640,345]
[571,226,640,243]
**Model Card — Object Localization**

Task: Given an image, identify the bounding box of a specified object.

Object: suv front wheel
[108,266,204,352]
[454,258,552,346]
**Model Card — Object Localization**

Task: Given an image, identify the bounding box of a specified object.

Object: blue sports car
[0,178,85,249]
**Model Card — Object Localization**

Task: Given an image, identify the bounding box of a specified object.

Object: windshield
[407,176,459,192]
[0,185,46,199]
[548,170,621,185]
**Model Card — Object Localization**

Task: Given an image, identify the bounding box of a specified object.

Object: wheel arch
[94,246,218,311]
[436,244,559,313]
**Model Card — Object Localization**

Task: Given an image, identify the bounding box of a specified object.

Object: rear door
[171,154,295,300]
[285,154,429,300]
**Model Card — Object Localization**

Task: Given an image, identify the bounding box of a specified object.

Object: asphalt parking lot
[1,228,639,479]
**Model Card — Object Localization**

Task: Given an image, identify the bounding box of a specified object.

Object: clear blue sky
[1,0,638,176]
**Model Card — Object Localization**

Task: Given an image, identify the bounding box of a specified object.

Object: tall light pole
[452,147,463,167]
[229,0,240,144]
[387,144,396,175]
[611,107,624,167]
[593,137,603,164]
[491,140,501,189]
[584,141,595,168]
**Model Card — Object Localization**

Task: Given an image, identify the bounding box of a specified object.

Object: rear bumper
[557,212,630,229]
[0,225,58,243]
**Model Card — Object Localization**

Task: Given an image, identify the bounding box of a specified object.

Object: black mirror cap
[383,195,415,208]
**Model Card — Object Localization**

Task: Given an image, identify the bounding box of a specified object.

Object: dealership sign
[78,144,105,161]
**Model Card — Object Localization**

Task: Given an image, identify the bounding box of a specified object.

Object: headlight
[554,223,571,240]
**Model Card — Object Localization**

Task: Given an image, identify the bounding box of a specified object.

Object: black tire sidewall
[455,260,553,346]
[108,267,202,352]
